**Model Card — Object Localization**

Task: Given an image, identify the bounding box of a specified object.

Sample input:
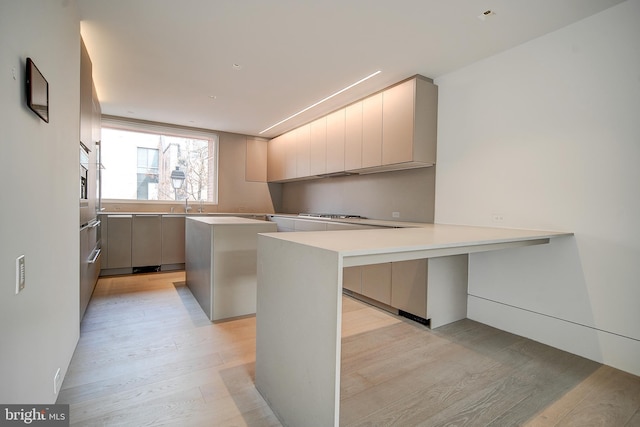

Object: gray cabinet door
[391,259,427,318]
[162,216,185,264]
[361,263,392,305]
[325,109,345,174]
[344,101,363,171]
[106,215,132,269]
[132,215,162,267]
[361,93,383,168]
[343,266,361,293]
[267,216,295,232]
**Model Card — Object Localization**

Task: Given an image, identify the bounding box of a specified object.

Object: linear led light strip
[259,70,382,135]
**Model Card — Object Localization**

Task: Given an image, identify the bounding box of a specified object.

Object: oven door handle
[88,249,101,264]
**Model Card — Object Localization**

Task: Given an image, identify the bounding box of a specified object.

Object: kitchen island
[254,223,572,427]
[185,216,277,321]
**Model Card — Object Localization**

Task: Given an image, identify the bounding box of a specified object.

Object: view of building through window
[101,127,216,202]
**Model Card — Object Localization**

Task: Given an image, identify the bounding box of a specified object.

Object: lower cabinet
[343,266,361,293]
[161,215,185,266]
[361,263,392,306]
[101,214,186,275]
[268,216,295,232]
[391,259,427,319]
[343,259,429,320]
[132,215,162,268]
[105,215,132,270]
[80,223,100,320]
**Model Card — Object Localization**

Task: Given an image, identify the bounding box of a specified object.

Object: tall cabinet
[79,38,102,321]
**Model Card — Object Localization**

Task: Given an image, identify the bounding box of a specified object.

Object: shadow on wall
[466,235,640,373]
[268,183,283,213]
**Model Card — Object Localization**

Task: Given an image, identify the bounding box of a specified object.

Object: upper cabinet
[80,39,93,147]
[325,109,345,174]
[295,124,311,178]
[246,137,268,182]
[80,38,102,221]
[344,101,363,171]
[361,93,383,169]
[309,117,327,176]
[267,133,286,182]
[381,77,437,168]
[267,75,437,182]
[92,82,101,145]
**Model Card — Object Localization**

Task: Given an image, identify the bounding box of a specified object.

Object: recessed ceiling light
[232,64,242,70]
[478,9,496,21]
[259,70,382,135]
[209,95,217,100]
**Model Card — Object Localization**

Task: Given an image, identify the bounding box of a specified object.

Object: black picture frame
[26,57,49,123]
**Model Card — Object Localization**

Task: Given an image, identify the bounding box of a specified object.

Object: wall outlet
[491,213,505,223]
[392,212,400,218]
[53,368,62,394]
[16,255,25,294]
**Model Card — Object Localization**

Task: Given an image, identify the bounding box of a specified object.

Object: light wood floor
[58,271,640,426]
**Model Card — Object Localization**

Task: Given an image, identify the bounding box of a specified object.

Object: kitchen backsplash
[281,166,435,222]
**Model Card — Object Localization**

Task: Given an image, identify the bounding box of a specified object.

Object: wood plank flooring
[58,271,640,426]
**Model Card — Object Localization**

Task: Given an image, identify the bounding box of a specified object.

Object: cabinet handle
[88,249,101,264]
[89,220,101,228]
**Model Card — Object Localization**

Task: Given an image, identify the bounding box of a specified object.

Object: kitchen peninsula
[254,223,572,427]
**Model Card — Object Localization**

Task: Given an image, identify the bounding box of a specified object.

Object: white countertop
[99,212,269,217]
[189,216,270,225]
[260,223,572,263]
[267,213,421,228]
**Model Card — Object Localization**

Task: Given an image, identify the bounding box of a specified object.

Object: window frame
[100,116,219,206]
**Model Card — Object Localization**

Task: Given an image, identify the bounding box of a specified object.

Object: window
[100,119,218,203]
[136,147,159,200]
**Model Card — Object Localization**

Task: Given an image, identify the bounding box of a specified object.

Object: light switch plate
[16,255,25,294]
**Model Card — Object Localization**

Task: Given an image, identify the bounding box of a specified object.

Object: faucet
[185,197,192,213]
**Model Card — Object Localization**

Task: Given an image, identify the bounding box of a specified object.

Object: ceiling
[78,0,624,139]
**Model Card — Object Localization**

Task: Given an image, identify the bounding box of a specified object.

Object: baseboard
[161,263,185,271]
[468,295,640,377]
[342,289,399,315]
[99,267,133,276]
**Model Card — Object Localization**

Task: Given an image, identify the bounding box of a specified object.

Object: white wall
[435,0,640,375]
[0,0,81,402]
[217,132,281,213]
